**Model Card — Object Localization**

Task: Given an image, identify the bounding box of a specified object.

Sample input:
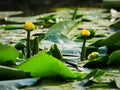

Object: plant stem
[72,6,78,20]
[22,49,25,55]
[27,31,31,58]
[32,36,39,55]
[81,38,87,61]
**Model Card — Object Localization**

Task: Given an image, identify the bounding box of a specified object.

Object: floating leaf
[45,20,77,41]
[107,45,120,54]
[82,69,105,86]
[41,20,80,52]
[108,50,120,66]
[84,69,105,81]
[0,65,29,80]
[90,39,103,47]
[76,29,95,39]
[16,52,83,79]
[0,25,23,30]
[84,55,109,68]
[91,30,120,47]
[37,14,63,27]
[82,18,92,22]
[110,20,120,31]
[114,76,120,88]
[0,44,19,65]
[37,15,55,21]
[95,34,107,37]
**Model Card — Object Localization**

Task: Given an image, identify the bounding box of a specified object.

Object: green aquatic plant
[76,29,96,61]
[0,43,19,65]
[49,44,63,59]
[80,29,90,61]
[24,21,35,58]
[16,51,84,79]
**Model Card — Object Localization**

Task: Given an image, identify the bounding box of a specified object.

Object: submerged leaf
[0,78,39,89]
[16,52,83,79]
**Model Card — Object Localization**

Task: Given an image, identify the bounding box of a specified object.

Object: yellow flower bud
[81,29,90,37]
[87,52,99,60]
[24,21,35,31]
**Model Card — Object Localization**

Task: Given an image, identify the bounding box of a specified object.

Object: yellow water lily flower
[81,29,90,37]
[87,52,99,60]
[24,21,35,31]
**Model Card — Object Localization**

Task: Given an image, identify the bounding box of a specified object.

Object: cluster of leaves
[85,30,120,68]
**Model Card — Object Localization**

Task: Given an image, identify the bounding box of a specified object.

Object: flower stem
[27,31,31,58]
[81,38,87,61]
[22,49,25,55]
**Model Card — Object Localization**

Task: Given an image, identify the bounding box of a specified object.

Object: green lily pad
[0,44,19,65]
[76,29,95,39]
[0,25,23,30]
[108,50,120,66]
[91,30,120,47]
[16,52,83,79]
[82,69,105,86]
[45,20,77,41]
[110,20,120,31]
[95,34,107,37]
[0,65,29,80]
[83,55,109,68]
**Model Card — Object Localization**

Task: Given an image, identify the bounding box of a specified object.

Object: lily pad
[16,52,83,79]
[108,50,120,66]
[0,44,19,65]
[82,69,105,86]
[0,25,23,30]
[45,20,77,40]
[76,29,95,39]
[83,55,109,68]
[0,65,29,80]
[110,20,120,31]
[91,30,120,47]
